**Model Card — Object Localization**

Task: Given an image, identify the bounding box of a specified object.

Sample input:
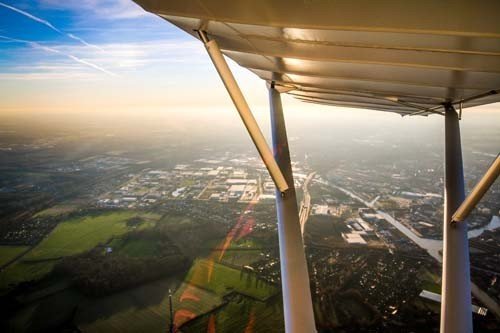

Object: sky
[0,0,499,124]
[0,0,266,113]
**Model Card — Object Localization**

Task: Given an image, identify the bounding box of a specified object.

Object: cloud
[0,1,104,51]
[0,36,209,81]
[0,35,117,76]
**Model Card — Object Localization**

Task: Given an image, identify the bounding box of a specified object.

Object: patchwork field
[0,245,29,267]
[2,210,282,332]
[76,278,223,333]
[34,204,79,217]
[186,259,277,301]
[26,211,159,260]
[0,211,160,288]
[75,258,279,333]
[182,295,285,333]
[219,249,262,267]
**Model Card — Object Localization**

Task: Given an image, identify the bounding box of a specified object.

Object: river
[327,181,500,317]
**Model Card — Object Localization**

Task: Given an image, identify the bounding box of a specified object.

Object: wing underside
[134,0,500,116]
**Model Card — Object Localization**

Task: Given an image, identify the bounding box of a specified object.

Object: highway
[299,172,316,236]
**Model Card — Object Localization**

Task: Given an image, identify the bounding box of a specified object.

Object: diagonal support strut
[198,31,289,193]
[452,154,500,223]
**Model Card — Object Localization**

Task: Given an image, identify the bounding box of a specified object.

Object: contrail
[0,35,116,77]
[0,2,61,33]
[0,2,104,52]
[67,33,105,52]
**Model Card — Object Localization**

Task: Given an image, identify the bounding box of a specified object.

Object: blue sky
[0,0,268,113]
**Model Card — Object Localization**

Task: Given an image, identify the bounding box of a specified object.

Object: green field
[27,211,159,260]
[219,249,262,267]
[118,239,159,257]
[0,211,160,288]
[182,295,285,333]
[76,257,279,333]
[157,214,198,226]
[186,259,277,301]
[34,204,78,217]
[0,245,29,267]
[419,268,441,294]
[77,278,223,333]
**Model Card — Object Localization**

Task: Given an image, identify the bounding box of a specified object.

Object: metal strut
[270,83,317,333]
[452,154,500,223]
[440,104,473,333]
[198,31,289,193]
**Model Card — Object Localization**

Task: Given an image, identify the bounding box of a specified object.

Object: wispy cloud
[0,1,103,51]
[0,35,116,76]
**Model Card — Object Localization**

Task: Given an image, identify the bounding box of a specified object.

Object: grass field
[157,214,198,226]
[75,257,278,332]
[26,211,159,260]
[0,245,29,267]
[219,249,262,267]
[186,259,277,301]
[0,211,160,289]
[34,204,78,217]
[182,295,285,333]
[118,239,158,257]
[77,278,223,333]
[419,268,441,294]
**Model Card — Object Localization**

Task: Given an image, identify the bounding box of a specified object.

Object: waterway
[330,183,500,261]
[327,181,500,317]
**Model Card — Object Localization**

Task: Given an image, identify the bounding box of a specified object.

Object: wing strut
[198,31,289,193]
[441,104,473,333]
[452,154,500,223]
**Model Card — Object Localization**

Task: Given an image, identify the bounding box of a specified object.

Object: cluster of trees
[126,216,144,226]
[57,249,189,296]
[56,225,190,296]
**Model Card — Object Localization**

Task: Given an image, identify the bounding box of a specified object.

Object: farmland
[0,246,28,267]
[25,211,159,260]
[75,257,279,332]
[181,295,285,333]
[186,259,277,301]
[0,211,160,289]
[1,206,283,332]
[76,278,223,333]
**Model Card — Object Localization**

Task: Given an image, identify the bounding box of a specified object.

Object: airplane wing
[132,0,500,116]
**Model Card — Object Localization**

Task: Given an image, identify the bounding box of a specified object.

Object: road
[299,172,316,236]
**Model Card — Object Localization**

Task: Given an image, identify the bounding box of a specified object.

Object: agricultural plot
[0,245,28,266]
[34,204,79,217]
[157,214,198,226]
[118,239,159,257]
[26,211,158,260]
[186,259,277,301]
[0,260,56,290]
[219,249,262,267]
[76,257,279,333]
[182,295,285,333]
[0,211,160,288]
[77,278,223,333]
